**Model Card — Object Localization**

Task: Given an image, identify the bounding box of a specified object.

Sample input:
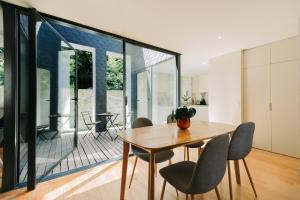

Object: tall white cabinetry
[243,36,300,158]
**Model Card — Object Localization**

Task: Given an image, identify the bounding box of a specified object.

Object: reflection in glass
[125,43,177,126]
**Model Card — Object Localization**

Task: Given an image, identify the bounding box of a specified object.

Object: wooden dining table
[118,121,237,200]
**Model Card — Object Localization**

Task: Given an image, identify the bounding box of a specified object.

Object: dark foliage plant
[173,106,196,120]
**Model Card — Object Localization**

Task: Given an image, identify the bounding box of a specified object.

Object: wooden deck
[19,130,123,183]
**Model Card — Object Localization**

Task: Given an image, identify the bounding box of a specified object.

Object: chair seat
[185,141,205,148]
[132,146,174,163]
[86,121,101,126]
[159,161,196,193]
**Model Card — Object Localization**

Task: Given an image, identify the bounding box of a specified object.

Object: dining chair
[129,117,175,188]
[227,122,257,200]
[81,111,102,139]
[166,114,204,161]
[159,134,230,200]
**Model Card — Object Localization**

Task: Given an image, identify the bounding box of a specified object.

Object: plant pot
[176,118,190,129]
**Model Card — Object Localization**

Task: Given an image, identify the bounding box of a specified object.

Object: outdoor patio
[19,130,123,183]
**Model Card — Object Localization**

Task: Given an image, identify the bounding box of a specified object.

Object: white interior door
[271,61,300,158]
[243,66,272,151]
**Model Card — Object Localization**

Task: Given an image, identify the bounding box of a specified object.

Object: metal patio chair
[81,111,102,139]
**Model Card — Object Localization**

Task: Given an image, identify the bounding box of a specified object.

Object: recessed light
[217,36,223,40]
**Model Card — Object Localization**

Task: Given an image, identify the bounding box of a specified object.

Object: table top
[118,121,236,152]
[96,113,114,116]
[49,114,72,118]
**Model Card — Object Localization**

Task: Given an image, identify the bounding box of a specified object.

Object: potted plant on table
[172,106,196,129]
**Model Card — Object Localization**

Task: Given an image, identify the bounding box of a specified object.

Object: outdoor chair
[81,111,102,139]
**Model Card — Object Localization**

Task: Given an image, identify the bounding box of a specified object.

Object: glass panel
[125,43,150,125]
[125,43,177,126]
[152,56,177,124]
[33,17,124,175]
[18,12,29,184]
[137,70,150,118]
[106,52,124,126]
[35,15,76,180]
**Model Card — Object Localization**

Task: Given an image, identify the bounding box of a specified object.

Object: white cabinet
[192,105,209,121]
[243,36,300,158]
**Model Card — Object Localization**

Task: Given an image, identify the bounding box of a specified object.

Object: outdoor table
[96,113,119,140]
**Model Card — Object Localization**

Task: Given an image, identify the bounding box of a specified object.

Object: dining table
[118,120,237,200]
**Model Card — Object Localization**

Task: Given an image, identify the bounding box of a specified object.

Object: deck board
[18,129,123,183]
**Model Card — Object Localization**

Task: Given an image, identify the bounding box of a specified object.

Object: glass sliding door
[125,43,178,126]
[34,13,78,181]
[151,56,177,124]
[137,70,150,118]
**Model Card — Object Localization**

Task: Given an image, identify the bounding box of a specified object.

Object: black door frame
[1,1,180,192]
[1,2,20,192]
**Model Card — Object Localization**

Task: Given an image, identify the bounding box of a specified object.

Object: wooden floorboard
[3,148,300,200]
[18,129,123,183]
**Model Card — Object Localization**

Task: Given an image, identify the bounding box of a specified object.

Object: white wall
[191,73,208,103]
[180,76,192,105]
[208,50,242,125]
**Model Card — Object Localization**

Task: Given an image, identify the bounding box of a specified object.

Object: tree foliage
[106,56,123,90]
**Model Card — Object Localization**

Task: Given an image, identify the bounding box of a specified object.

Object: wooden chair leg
[242,158,258,197]
[184,147,186,161]
[185,194,188,200]
[191,194,195,200]
[160,180,166,200]
[215,187,221,200]
[129,156,138,188]
[169,159,172,165]
[155,163,158,177]
[227,160,233,200]
[187,147,190,161]
[176,189,179,197]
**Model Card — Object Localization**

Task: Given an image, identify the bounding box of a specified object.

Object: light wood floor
[0,148,300,200]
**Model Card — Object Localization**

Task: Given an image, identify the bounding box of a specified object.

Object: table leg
[148,151,155,200]
[120,141,130,200]
[234,160,241,184]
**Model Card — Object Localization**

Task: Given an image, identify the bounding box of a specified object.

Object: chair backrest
[228,122,255,160]
[167,114,175,123]
[132,117,153,128]
[81,111,92,125]
[188,134,229,194]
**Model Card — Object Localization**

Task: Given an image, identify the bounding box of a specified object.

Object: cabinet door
[271,61,300,158]
[243,66,271,150]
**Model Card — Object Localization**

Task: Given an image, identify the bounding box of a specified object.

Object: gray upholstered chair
[227,122,257,200]
[167,114,176,123]
[166,114,204,161]
[160,134,230,200]
[129,117,175,188]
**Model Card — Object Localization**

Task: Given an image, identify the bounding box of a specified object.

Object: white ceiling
[5,0,300,75]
